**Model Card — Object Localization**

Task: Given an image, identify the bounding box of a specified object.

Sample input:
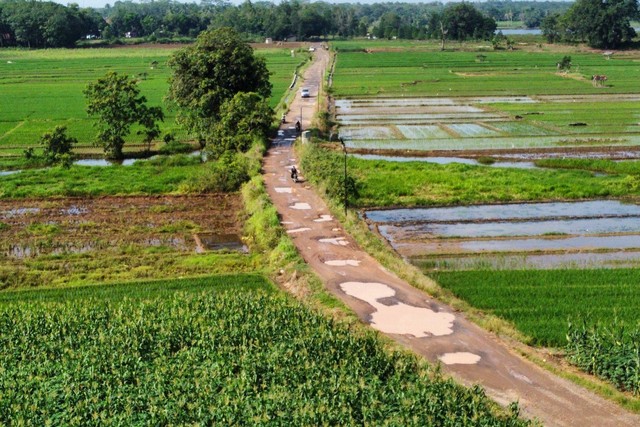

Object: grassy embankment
[348,155,640,207]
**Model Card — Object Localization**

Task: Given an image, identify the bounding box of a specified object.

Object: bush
[190,152,250,193]
[299,141,359,204]
[158,141,195,155]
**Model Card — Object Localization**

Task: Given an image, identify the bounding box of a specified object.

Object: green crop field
[428,269,640,347]
[331,44,640,97]
[0,275,527,425]
[0,154,201,198]
[345,154,639,207]
[429,269,640,395]
[0,46,305,157]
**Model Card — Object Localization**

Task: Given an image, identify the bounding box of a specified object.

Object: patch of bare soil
[0,195,242,259]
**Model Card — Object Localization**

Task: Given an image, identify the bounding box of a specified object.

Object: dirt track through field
[262,46,640,426]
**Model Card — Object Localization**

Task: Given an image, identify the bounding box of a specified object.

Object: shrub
[190,152,250,193]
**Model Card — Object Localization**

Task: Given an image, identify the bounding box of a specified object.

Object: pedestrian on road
[291,166,298,182]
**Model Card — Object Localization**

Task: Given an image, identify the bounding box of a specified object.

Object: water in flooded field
[366,200,640,270]
[366,200,640,224]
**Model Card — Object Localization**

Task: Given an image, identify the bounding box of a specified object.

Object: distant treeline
[0,0,581,48]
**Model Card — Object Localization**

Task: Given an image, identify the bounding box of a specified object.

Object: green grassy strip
[536,158,640,176]
[348,155,639,207]
[0,154,201,198]
[0,250,264,291]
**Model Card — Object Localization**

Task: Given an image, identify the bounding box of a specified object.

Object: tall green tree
[441,3,496,42]
[540,13,563,44]
[84,72,164,160]
[564,0,638,48]
[209,92,274,158]
[166,27,271,149]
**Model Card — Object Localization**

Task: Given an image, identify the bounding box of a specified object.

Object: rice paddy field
[332,43,640,97]
[332,41,640,156]
[0,46,306,158]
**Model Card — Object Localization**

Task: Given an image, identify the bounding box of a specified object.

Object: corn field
[0,277,529,425]
[566,319,640,395]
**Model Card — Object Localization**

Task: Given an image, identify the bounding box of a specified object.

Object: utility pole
[339,138,347,216]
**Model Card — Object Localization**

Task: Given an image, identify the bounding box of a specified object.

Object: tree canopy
[0,0,576,47]
[166,27,272,150]
[564,0,638,49]
[542,0,639,48]
[84,72,164,160]
[0,0,102,48]
[209,92,274,158]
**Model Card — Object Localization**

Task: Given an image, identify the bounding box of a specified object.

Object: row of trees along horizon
[0,0,638,49]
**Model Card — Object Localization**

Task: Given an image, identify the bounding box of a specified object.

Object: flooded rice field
[0,195,245,259]
[336,95,640,159]
[366,200,640,270]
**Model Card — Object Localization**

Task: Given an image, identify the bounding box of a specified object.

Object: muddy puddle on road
[366,200,640,270]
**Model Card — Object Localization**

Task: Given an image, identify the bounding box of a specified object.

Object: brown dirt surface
[264,45,640,426]
[0,194,242,259]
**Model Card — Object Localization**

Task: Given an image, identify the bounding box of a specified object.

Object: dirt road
[262,46,640,426]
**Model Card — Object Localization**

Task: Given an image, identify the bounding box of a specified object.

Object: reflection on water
[0,170,21,176]
[496,28,542,35]
[366,200,640,224]
[400,234,640,254]
[367,200,640,270]
[382,216,640,239]
[1,207,41,218]
[74,159,113,167]
[73,151,201,167]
